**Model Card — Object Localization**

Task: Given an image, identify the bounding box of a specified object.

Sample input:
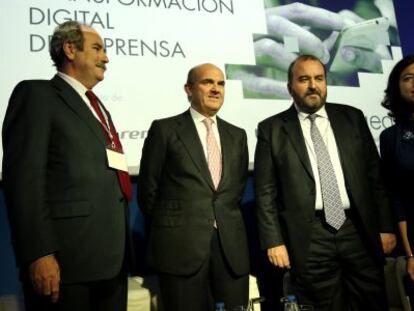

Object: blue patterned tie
[308,114,345,230]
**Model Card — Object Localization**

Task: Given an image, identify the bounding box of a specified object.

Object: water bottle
[283,295,299,311]
[215,302,226,311]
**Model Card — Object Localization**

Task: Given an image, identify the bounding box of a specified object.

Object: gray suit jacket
[138,110,249,276]
[254,103,393,272]
[2,75,128,284]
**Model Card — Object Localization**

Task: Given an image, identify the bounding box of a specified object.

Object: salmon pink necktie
[202,118,222,189]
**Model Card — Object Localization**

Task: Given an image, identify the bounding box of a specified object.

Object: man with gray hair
[3,20,132,310]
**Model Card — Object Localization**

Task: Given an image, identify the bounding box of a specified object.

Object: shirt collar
[189,107,218,124]
[57,72,89,97]
[294,103,328,122]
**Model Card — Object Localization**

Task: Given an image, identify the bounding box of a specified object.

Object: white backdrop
[0,0,401,174]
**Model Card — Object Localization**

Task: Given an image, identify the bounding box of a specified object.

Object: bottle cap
[287,295,297,302]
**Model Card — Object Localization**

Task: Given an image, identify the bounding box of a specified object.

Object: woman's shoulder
[380,124,398,141]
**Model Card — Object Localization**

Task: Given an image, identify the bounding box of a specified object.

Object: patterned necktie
[202,118,222,189]
[85,90,133,201]
[308,114,345,230]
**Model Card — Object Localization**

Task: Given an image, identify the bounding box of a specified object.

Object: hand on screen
[266,1,394,70]
[264,3,346,63]
[227,1,394,99]
[228,3,345,99]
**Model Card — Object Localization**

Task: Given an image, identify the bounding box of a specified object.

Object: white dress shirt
[57,72,105,123]
[190,107,222,161]
[295,104,350,211]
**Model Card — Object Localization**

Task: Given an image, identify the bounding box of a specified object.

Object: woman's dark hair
[382,55,414,122]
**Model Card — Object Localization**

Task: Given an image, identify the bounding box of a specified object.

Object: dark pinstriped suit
[2,75,129,310]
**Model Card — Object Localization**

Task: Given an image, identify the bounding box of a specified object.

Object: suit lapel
[176,111,215,190]
[281,105,314,179]
[325,104,353,180]
[216,117,231,190]
[51,75,106,146]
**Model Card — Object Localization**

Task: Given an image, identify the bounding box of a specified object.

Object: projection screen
[0,0,403,175]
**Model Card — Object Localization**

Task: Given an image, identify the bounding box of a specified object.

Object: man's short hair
[49,20,86,70]
[287,54,327,85]
[186,66,198,86]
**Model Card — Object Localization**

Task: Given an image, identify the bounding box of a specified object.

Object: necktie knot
[85,90,97,102]
[308,114,317,123]
[203,118,213,131]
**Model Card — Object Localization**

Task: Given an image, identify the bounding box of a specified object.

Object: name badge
[106,148,128,172]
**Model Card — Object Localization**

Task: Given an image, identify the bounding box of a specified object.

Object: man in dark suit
[2,21,132,310]
[254,55,396,310]
[138,63,249,311]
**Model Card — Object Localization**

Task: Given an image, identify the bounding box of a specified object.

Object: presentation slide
[0,0,402,174]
